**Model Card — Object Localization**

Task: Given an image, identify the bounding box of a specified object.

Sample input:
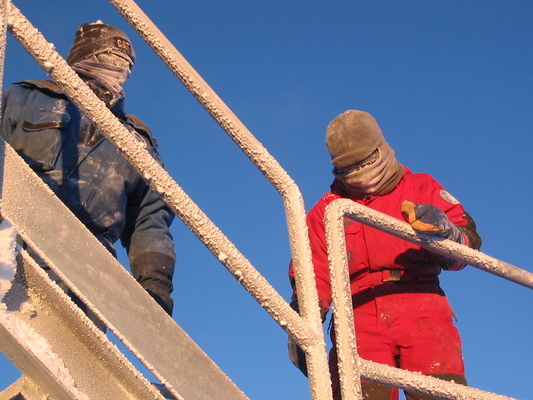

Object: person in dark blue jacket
[1,22,176,317]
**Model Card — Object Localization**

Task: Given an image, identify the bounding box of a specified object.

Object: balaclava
[67,21,135,107]
[326,110,404,197]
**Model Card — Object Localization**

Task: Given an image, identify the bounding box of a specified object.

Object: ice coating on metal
[0,220,17,302]
[108,1,333,397]
[324,199,522,400]
[324,204,363,399]
[0,305,90,400]
[0,255,89,400]
[1,249,167,400]
[106,0,324,330]
[0,136,234,399]
[0,1,8,108]
[328,199,533,289]
[6,4,333,399]
[361,358,517,400]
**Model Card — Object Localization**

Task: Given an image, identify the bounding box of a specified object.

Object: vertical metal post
[0,0,8,102]
[324,198,528,400]
[324,201,363,400]
[107,0,332,397]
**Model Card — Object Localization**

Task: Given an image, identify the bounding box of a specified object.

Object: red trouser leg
[330,285,465,400]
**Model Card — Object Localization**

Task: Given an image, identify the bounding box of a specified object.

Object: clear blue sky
[1,1,532,399]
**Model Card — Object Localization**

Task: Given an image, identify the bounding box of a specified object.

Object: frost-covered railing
[1,1,530,400]
[101,3,332,396]
[1,0,331,399]
[324,199,533,400]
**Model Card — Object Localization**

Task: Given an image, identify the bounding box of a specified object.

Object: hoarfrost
[0,223,88,398]
[0,308,90,400]
[43,61,54,72]
[0,220,17,302]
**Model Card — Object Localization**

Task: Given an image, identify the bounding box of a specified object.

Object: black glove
[131,252,175,315]
[288,335,309,377]
[287,299,326,377]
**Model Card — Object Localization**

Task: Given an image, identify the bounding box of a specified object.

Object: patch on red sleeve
[440,190,460,204]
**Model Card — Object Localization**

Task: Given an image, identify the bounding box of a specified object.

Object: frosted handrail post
[324,198,524,400]
[324,201,363,399]
[108,0,332,398]
[0,0,8,109]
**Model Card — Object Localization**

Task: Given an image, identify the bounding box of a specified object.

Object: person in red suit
[289,110,482,400]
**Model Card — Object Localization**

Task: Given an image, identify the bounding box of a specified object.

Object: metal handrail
[324,198,531,399]
[3,1,331,398]
[2,0,529,399]
[104,2,331,395]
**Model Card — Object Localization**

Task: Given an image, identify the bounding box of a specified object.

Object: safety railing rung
[2,1,331,398]
[0,1,528,399]
[324,198,529,400]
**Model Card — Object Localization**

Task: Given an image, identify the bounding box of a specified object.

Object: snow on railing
[3,1,332,399]
[324,198,532,400]
[0,220,16,303]
[2,0,530,399]
[104,2,332,397]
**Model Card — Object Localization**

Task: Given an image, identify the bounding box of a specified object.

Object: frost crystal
[0,220,17,302]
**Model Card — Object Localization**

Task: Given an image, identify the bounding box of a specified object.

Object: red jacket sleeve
[289,194,336,312]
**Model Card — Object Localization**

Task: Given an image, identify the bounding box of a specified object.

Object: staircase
[1,1,531,399]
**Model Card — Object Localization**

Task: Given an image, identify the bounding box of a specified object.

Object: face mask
[334,148,382,191]
[71,52,132,106]
[333,143,403,196]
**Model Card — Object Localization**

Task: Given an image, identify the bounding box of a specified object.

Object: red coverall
[290,166,475,399]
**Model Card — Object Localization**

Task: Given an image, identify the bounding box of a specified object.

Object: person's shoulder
[124,114,158,148]
[311,192,340,211]
[401,167,437,184]
[399,167,448,198]
[307,192,341,227]
[13,80,65,96]
[323,192,341,203]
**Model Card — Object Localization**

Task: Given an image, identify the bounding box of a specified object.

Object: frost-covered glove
[401,200,464,244]
[287,299,326,377]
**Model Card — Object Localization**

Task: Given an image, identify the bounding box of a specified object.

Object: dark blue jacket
[1,80,176,267]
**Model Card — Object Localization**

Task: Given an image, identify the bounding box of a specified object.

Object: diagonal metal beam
[1,376,54,400]
[0,251,165,400]
[0,137,248,400]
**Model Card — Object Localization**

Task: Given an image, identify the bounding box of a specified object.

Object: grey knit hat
[66,21,135,66]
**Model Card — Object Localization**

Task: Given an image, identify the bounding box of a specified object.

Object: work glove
[288,336,309,377]
[401,200,464,244]
[131,252,175,315]
[287,299,326,377]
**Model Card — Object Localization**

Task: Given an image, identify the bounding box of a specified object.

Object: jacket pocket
[343,220,362,272]
[10,110,71,171]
